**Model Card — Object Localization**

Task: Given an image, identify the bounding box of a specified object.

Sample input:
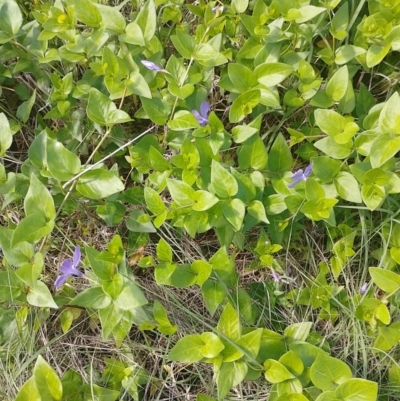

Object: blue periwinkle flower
[141,60,163,71]
[55,246,84,289]
[360,282,368,295]
[272,271,280,283]
[192,101,210,127]
[287,163,313,188]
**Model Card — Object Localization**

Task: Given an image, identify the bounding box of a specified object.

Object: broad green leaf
[236,328,262,358]
[27,281,58,309]
[201,279,226,316]
[334,172,362,203]
[140,97,171,125]
[217,361,248,400]
[191,260,212,286]
[0,113,12,156]
[255,63,294,87]
[229,89,261,123]
[16,252,43,287]
[237,135,268,170]
[66,0,102,27]
[366,44,390,68]
[194,44,228,67]
[135,0,156,43]
[12,214,54,247]
[379,92,400,135]
[153,299,177,334]
[361,183,385,211]
[169,264,197,287]
[314,137,352,159]
[232,0,248,13]
[86,247,115,280]
[284,322,312,343]
[168,83,194,99]
[126,210,156,233]
[125,72,152,98]
[47,137,81,181]
[369,267,400,293]
[167,178,196,206]
[156,238,172,263]
[25,173,55,221]
[119,22,144,46]
[232,125,258,143]
[211,160,238,198]
[279,350,304,376]
[168,111,199,130]
[310,354,352,391]
[114,279,148,310]
[96,4,126,34]
[96,201,126,226]
[70,287,111,309]
[34,355,63,401]
[168,334,204,362]
[144,187,166,215]
[217,302,241,340]
[264,359,295,383]
[170,34,196,59]
[334,378,378,401]
[14,378,40,401]
[268,133,293,173]
[335,45,366,65]
[248,200,269,223]
[102,273,124,300]
[76,169,124,199]
[326,66,348,101]
[99,303,123,339]
[193,190,219,211]
[228,63,257,93]
[17,90,36,123]
[294,5,326,23]
[277,395,309,401]
[0,0,23,36]
[200,332,225,358]
[222,198,245,231]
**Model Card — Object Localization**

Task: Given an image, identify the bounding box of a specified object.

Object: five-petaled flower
[192,101,210,126]
[55,246,84,289]
[287,163,313,188]
[141,60,163,71]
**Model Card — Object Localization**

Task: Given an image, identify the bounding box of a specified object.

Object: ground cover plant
[2,0,400,399]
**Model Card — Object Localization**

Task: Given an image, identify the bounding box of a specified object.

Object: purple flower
[360,282,368,295]
[212,5,227,13]
[272,271,280,283]
[141,60,163,71]
[192,101,210,127]
[287,163,313,188]
[55,246,84,289]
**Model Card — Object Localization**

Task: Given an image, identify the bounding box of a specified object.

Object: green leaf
[335,45,366,65]
[135,0,156,43]
[14,378,41,401]
[167,178,196,206]
[228,63,257,93]
[232,0,249,13]
[76,169,124,200]
[284,322,312,343]
[33,355,63,401]
[192,190,219,211]
[379,92,400,135]
[17,90,36,123]
[222,198,245,231]
[264,359,295,383]
[70,287,111,309]
[201,279,226,316]
[140,97,171,125]
[126,209,156,233]
[314,137,352,159]
[125,71,152,98]
[211,160,238,198]
[248,200,270,223]
[0,113,12,156]
[231,125,258,143]
[170,34,196,59]
[361,183,385,211]
[168,334,204,363]
[102,273,124,300]
[0,0,23,36]
[334,172,362,203]
[217,302,241,340]
[25,173,55,221]
[366,44,390,68]
[200,332,225,358]
[114,279,148,310]
[334,378,378,401]
[168,111,199,130]
[144,187,166,215]
[27,281,58,309]
[237,135,268,170]
[96,4,126,34]
[255,63,294,87]
[16,252,43,287]
[99,303,123,339]
[66,0,102,27]
[268,133,293,174]
[156,238,172,263]
[194,44,228,67]
[236,328,262,358]
[310,354,352,391]
[229,89,261,123]
[87,88,131,125]
[326,66,348,101]
[96,201,126,226]
[369,267,400,293]
[217,361,248,400]
[119,22,144,46]
[12,214,54,246]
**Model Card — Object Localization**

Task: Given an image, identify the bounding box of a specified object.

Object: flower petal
[60,259,74,274]
[200,101,210,119]
[287,179,303,189]
[290,169,304,181]
[304,163,313,178]
[55,274,69,289]
[69,267,84,277]
[73,245,81,268]
[141,60,162,71]
[192,110,208,126]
